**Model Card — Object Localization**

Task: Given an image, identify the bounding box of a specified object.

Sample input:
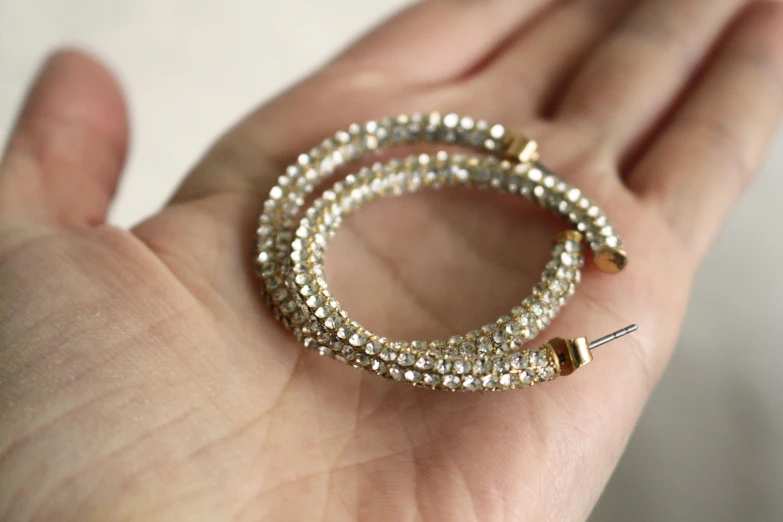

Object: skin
[1,0,782,520]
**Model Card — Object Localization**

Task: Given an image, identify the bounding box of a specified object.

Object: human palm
[2,1,782,520]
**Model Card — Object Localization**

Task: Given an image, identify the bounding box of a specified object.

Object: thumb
[0,49,129,226]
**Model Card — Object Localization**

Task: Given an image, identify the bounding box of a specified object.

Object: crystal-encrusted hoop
[256,112,635,391]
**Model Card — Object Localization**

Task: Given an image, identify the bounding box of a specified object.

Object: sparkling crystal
[505,321,524,336]
[462,375,480,391]
[294,273,312,285]
[324,315,343,330]
[379,348,398,362]
[363,341,379,355]
[473,357,490,375]
[341,346,355,360]
[453,359,471,375]
[493,358,511,374]
[397,352,415,367]
[299,285,316,296]
[423,373,441,386]
[481,374,498,389]
[459,342,477,355]
[348,332,368,347]
[415,357,433,370]
[318,346,331,357]
[404,370,422,383]
[388,366,403,381]
[520,370,535,385]
[355,354,370,366]
[443,375,460,389]
[336,326,354,340]
[476,336,493,353]
[492,330,509,344]
[538,366,555,381]
[499,374,517,387]
[371,360,387,374]
[434,359,453,374]
[511,352,529,370]
[530,350,549,367]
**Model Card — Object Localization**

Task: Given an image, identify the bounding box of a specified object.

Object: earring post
[588,324,638,350]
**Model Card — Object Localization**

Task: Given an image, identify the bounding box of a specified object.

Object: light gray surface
[1,2,781,520]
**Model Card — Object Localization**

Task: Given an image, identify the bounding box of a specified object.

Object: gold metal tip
[594,246,627,274]
[548,337,592,376]
[554,230,584,245]
[503,132,539,164]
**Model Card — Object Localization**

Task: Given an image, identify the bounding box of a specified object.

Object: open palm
[2,1,782,520]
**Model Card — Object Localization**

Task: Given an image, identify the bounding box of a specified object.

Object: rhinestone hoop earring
[256,112,637,392]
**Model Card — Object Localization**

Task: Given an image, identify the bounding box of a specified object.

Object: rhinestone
[434,359,453,374]
[520,370,535,385]
[443,375,461,389]
[397,353,415,367]
[423,373,441,386]
[336,326,354,340]
[379,348,398,362]
[404,370,422,383]
[511,353,529,370]
[499,374,517,387]
[453,359,471,375]
[530,350,549,367]
[492,330,509,344]
[493,358,510,373]
[294,273,312,285]
[348,332,368,347]
[355,354,370,366]
[371,360,387,374]
[299,285,316,296]
[341,346,355,360]
[415,357,433,370]
[318,346,331,357]
[481,375,499,389]
[459,342,477,355]
[388,366,403,381]
[324,315,343,330]
[462,375,480,391]
[476,336,493,353]
[364,341,379,355]
[505,321,524,336]
[538,366,555,380]
[473,357,490,375]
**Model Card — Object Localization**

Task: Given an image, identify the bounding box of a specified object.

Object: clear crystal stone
[388,366,403,381]
[397,353,415,367]
[443,375,460,389]
[355,354,370,366]
[493,358,511,373]
[379,348,398,362]
[434,359,453,374]
[371,360,387,374]
[476,336,493,353]
[336,326,354,340]
[520,370,535,384]
[499,374,517,387]
[505,321,523,336]
[511,353,529,370]
[415,357,433,370]
[348,332,368,347]
[364,341,379,355]
[453,359,471,375]
[341,346,355,360]
[423,373,441,386]
[462,375,480,391]
[404,370,422,383]
[481,375,498,389]
[538,366,555,381]
[459,342,477,355]
[492,330,509,344]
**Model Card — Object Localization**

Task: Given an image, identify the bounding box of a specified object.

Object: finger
[627,2,783,256]
[169,0,556,205]
[0,50,129,226]
[553,0,748,157]
[471,0,633,117]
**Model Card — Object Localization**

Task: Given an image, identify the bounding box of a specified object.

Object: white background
[1,1,781,520]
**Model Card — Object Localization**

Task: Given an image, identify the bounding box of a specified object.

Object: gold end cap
[594,246,627,274]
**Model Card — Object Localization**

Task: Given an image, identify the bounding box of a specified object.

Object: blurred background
[1,1,781,520]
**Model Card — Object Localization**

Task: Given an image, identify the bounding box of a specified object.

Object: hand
[1,1,781,520]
